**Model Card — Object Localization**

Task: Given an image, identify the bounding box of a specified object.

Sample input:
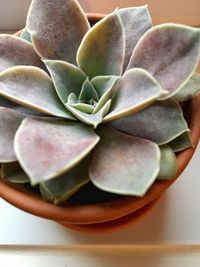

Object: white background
[0,0,200,245]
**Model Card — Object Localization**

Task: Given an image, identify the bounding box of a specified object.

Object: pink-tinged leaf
[112,99,189,145]
[0,95,44,116]
[77,12,125,78]
[44,60,87,104]
[0,35,45,72]
[0,107,25,163]
[27,0,90,64]
[167,131,193,152]
[103,68,165,122]
[127,24,200,99]
[0,66,74,120]
[40,156,91,205]
[1,162,30,183]
[157,145,177,180]
[118,6,152,71]
[175,72,200,102]
[90,126,160,197]
[14,118,99,185]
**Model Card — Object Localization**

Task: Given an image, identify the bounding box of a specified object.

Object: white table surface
[0,0,200,246]
[0,143,199,244]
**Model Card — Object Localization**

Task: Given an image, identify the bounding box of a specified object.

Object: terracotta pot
[0,14,200,232]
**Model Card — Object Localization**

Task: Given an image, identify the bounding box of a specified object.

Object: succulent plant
[0,0,200,205]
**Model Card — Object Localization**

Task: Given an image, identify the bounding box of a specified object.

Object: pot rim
[0,14,199,225]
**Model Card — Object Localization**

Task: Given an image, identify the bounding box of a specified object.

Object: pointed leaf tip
[77,12,125,78]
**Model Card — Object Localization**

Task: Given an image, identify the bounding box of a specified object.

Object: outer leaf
[67,99,111,128]
[91,76,120,113]
[118,6,152,71]
[0,107,25,163]
[0,66,74,119]
[14,118,99,185]
[112,99,189,145]
[0,35,45,72]
[77,12,125,78]
[127,24,200,99]
[175,72,200,102]
[167,131,193,152]
[90,126,160,197]
[158,145,177,180]
[44,60,87,104]
[27,0,90,64]
[0,95,44,116]
[103,68,165,122]
[20,28,32,43]
[40,156,91,205]
[1,162,30,183]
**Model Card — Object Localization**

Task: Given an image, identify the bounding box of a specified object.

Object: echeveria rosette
[0,0,200,205]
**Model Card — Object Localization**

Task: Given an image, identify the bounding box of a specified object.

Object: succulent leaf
[90,126,160,197]
[0,107,25,162]
[158,145,177,180]
[66,99,111,128]
[77,12,125,78]
[118,6,152,71]
[44,60,87,104]
[40,156,91,205]
[1,162,30,183]
[103,68,165,122]
[0,95,44,116]
[167,131,193,152]
[175,72,200,102]
[78,78,99,102]
[91,76,120,113]
[27,0,90,64]
[127,24,200,99]
[14,118,99,185]
[0,66,74,119]
[0,35,45,72]
[20,28,32,43]
[112,99,189,145]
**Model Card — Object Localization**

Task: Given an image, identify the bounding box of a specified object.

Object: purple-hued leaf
[66,99,111,128]
[175,72,200,102]
[1,162,30,183]
[167,131,193,152]
[103,68,165,122]
[77,12,125,78]
[112,98,189,145]
[27,0,90,64]
[0,95,44,116]
[127,24,200,99]
[0,35,45,72]
[44,60,87,104]
[14,118,99,185]
[90,126,160,197]
[118,6,152,71]
[40,156,91,205]
[91,76,120,113]
[0,66,74,119]
[0,107,25,163]
[157,145,177,180]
